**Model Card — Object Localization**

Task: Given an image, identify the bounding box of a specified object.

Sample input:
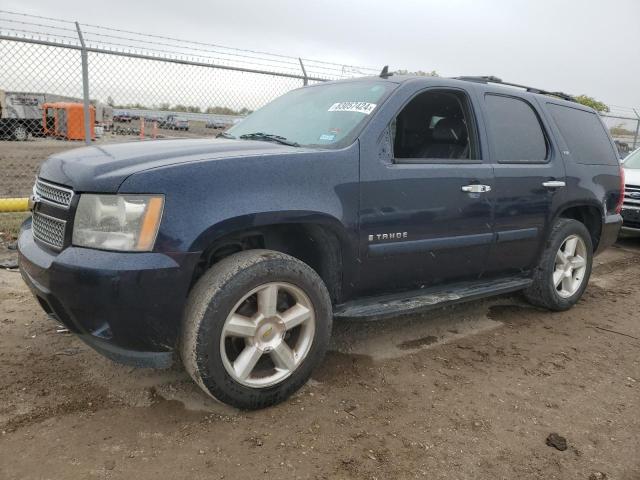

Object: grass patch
[0,212,30,241]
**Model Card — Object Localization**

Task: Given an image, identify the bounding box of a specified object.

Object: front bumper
[18,219,200,368]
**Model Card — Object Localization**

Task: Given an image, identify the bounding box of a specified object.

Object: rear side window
[484,94,548,163]
[546,103,619,165]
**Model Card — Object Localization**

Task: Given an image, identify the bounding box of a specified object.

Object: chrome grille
[35,178,74,208]
[623,184,640,209]
[32,212,66,249]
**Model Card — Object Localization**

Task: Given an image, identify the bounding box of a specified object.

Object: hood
[623,165,640,186]
[38,138,307,192]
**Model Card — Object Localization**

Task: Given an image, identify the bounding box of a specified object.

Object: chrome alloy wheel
[553,234,588,298]
[220,282,316,388]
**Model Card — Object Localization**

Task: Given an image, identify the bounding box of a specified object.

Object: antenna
[379,65,393,79]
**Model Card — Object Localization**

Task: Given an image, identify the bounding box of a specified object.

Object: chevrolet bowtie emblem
[262,326,273,339]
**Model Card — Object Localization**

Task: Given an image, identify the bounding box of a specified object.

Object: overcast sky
[5,0,640,111]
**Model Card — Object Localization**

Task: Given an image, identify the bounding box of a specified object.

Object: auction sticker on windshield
[328,102,377,114]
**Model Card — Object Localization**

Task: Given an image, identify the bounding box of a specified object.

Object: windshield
[226,80,395,148]
[623,148,640,169]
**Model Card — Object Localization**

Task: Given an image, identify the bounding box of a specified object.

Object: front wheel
[524,218,593,311]
[181,250,332,409]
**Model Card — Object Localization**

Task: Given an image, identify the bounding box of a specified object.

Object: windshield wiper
[238,132,299,147]
[217,131,236,139]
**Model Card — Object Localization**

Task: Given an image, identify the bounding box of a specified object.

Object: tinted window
[547,104,619,166]
[227,80,394,149]
[484,94,547,162]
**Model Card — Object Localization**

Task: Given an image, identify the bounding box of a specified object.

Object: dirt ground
[0,236,638,480]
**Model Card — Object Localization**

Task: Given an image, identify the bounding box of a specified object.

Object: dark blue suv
[18,74,624,408]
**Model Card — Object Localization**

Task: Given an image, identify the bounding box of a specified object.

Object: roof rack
[454,75,576,102]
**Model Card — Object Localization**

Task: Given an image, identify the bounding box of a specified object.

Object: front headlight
[72,194,164,252]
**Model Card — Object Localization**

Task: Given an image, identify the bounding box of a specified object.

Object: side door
[356,85,495,297]
[478,90,566,275]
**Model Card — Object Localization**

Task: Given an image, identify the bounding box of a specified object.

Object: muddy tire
[181,249,332,409]
[524,218,593,311]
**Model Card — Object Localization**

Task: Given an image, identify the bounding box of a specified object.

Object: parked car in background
[113,112,132,123]
[621,148,640,231]
[206,118,231,129]
[145,114,164,123]
[615,140,632,157]
[19,74,623,409]
[160,114,189,131]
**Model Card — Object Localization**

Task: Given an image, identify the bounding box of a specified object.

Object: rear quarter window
[483,94,548,163]
[546,103,619,166]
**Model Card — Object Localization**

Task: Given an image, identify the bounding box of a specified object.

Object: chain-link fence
[0,10,379,203]
[600,109,639,158]
[2,10,639,207]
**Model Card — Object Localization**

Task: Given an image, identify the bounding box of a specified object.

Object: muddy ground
[0,236,638,480]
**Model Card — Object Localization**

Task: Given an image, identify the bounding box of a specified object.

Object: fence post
[75,22,92,145]
[298,58,308,86]
[633,109,640,150]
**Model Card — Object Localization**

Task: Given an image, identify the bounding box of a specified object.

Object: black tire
[181,249,332,409]
[524,218,593,311]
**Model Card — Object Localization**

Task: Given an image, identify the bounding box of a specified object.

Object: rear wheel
[524,218,593,311]
[181,250,332,409]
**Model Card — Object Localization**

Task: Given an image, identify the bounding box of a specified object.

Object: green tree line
[106,97,251,115]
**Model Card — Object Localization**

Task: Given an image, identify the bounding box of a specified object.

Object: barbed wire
[1,9,636,110]
[0,16,349,75]
[0,9,380,80]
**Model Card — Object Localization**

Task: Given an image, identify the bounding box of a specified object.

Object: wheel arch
[189,211,353,304]
[553,202,603,251]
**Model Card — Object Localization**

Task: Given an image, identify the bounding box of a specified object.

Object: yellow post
[0,198,29,213]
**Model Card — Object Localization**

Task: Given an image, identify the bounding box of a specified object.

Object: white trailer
[0,90,82,140]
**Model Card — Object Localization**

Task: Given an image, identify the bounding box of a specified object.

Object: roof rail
[453,75,576,102]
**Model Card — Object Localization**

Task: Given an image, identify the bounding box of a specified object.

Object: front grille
[35,178,74,208]
[32,212,66,249]
[623,219,640,229]
[623,184,640,209]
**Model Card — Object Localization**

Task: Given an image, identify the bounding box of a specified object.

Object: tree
[575,95,609,113]
[610,123,634,136]
[205,105,248,115]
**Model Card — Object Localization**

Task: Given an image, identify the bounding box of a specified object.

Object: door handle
[461,184,491,193]
[542,180,566,189]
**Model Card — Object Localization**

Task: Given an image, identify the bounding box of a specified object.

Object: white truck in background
[0,90,112,140]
